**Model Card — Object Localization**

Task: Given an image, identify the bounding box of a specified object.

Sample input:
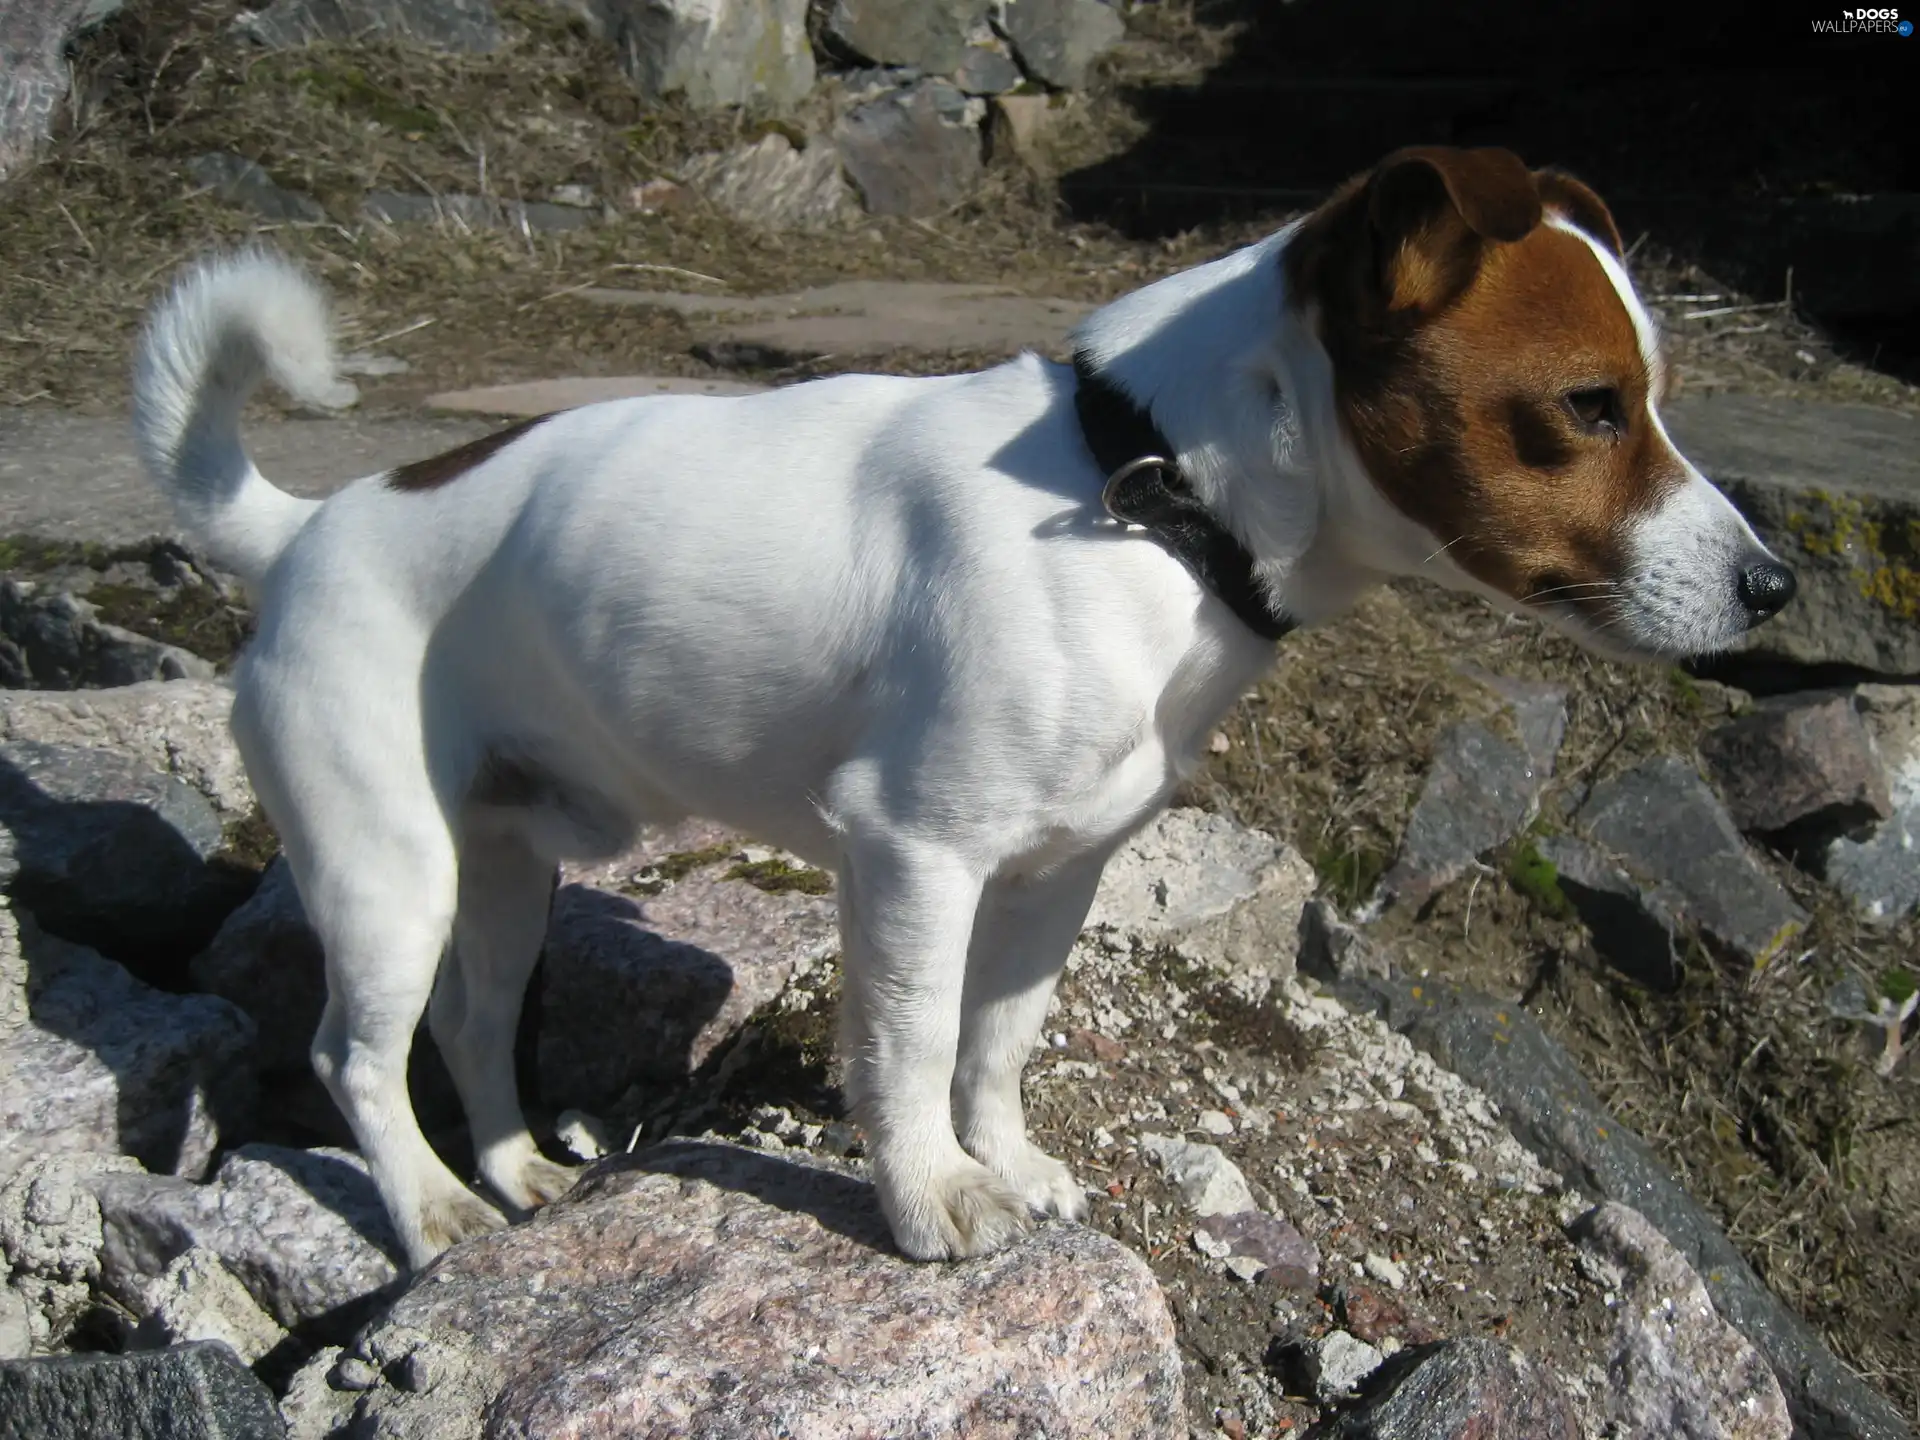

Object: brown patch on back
[1287,150,1681,624]
[386,413,555,492]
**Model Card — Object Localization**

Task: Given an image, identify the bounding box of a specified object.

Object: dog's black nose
[1737,560,1797,623]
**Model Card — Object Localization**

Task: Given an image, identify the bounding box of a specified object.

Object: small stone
[1296,898,1392,984]
[1338,1285,1407,1345]
[187,151,325,222]
[1536,834,1684,992]
[1139,1134,1255,1217]
[951,40,1021,94]
[1306,1329,1385,1403]
[1194,1211,1318,1288]
[835,79,983,219]
[0,1152,144,1350]
[1318,1337,1580,1439]
[330,1354,380,1392]
[1224,1255,1264,1282]
[1699,693,1891,838]
[1580,756,1807,966]
[1196,1109,1234,1136]
[131,1247,288,1366]
[823,0,986,73]
[1384,713,1557,906]
[555,1109,612,1163]
[626,178,689,213]
[281,1346,356,1439]
[681,132,856,231]
[548,182,596,208]
[988,92,1054,162]
[999,0,1125,89]
[1363,1252,1406,1291]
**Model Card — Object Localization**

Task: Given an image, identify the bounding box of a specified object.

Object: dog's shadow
[579,1138,897,1253]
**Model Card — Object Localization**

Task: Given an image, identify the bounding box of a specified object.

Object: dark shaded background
[1063,0,1916,374]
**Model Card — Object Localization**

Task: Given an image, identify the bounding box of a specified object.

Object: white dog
[132,147,1793,1270]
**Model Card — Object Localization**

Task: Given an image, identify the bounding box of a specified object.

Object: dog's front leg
[951,850,1110,1224]
[837,833,1032,1260]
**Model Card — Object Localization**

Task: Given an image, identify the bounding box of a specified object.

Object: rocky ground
[2,0,1918,1437]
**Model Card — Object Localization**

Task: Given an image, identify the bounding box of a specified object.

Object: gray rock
[280,1347,354,1440]
[90,1145,402,1337]
[239,0,500,50]
[998,0,1124,89]
[0,1287,29,1361]
[680,132,855,230]
[0,681,253,819]
[1297,897,1392,985]
[1574,1202,1792,1440]
[1384,721,1547,906]
[361,190,590,232]
[1536,834,1683,991]
[951,40,1022,95]
[1088,806,1315,994]
[0,738,254,969]
[606,0,814,110]
[0,581,216,690]
[129,1248,288,1366]
[1191,1209,1318,1289]
[824,0,986,73]
[1330,973,1915,1440]
[834,79,983,218]
[1824,801,1920,924]
[1580,755,1807,966]
[0,1152,144,1351]
[1662,393,1920,675]
[1318,1338,1580,1439]
[1822,684,1920,924]
[1458,667,1569,775]
[0,0,123,183]
[187,153,325,223]
[1305,1329,1385,1403]
[0,917,256,1183]
[1138,1133,1256,1217]
[190,858,323,1076]
[339,1140,1183,1437]
[539,820,836,1112]
[0,1341,285,1440]
[1698,693,1891,839]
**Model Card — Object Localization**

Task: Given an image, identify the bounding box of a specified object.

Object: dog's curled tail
[132,250,357,585]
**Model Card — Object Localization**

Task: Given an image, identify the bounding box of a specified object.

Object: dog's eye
[1565,386,1623,438]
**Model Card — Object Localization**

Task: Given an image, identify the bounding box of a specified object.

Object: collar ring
[1100,455,1175,528]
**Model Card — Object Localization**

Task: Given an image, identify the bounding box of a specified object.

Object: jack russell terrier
[132,146,1795,1269]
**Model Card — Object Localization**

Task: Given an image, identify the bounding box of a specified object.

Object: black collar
[1071,351,1295,643]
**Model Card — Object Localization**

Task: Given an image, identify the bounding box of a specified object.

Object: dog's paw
[993,1142,1089,1223]
[413,1186,508,1267]
[881,1156,1035,1261]
[511,1155,583,1211]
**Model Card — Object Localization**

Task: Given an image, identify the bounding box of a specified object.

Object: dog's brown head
[1286,146,1793,658]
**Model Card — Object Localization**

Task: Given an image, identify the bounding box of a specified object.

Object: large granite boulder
[604,0,814,110]
[333,1141,1184,1437]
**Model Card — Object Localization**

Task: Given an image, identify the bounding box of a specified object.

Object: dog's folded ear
[1361,146,1541,316]
[1534,167,1626,258]
[1286,145,1554,336]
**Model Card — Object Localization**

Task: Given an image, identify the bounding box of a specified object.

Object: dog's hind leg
[429,825,579,1216]
[242,685,507,1269]
[952,850,1107,1225]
